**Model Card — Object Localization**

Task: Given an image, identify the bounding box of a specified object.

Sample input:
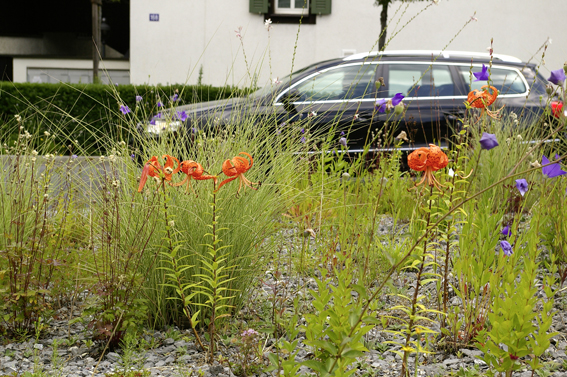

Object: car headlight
[146,120,183,135]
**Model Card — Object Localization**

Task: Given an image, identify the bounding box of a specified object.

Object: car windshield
[247,58,337,100]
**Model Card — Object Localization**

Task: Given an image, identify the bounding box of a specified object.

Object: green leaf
[301,360,328,375]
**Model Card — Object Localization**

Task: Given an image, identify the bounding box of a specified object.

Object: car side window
[386,64,454,97]
[459,66,527,95]
[295,64,376,101]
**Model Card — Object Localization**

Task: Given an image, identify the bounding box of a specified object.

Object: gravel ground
[2,220,567,377]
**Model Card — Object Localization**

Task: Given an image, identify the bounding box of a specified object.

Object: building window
[249,0,331,24]
[275,0,309,15]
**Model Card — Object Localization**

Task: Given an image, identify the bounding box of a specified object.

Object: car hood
[175,97,248,114]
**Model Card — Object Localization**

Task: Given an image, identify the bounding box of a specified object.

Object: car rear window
[386,64,455,97]
[459,66,527,95]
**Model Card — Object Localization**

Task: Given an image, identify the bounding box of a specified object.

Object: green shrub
[0,83,247,155]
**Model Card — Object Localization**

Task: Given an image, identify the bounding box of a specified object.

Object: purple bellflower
[120,105,131,115]
[375,99,387,113]
[391,93,405,106]
[157,101,163,107]
[515,178,528,196]
[500,240,513,256]
[176,110,188,122]
[548,69,566,85]
[473,64,489,81]
[339,137,347,147]
[172,93,179,102]
[150,113,162,125]
[479,132,499,150]
[501,225,511,237]
[135,95,143,102]
[375,93,404,113]
[542,155,567,178]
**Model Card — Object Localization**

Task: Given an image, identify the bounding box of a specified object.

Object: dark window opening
[0,57,13,82]
[267,0,316,24]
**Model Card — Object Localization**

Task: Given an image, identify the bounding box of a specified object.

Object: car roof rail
[343,50,523,63]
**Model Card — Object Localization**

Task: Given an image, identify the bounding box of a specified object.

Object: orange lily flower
[138,156,163,192]
[466,85,503,120]
[162,154,181,181]
[172,160,217,195]
[216,152,259,194]
[407,144,448,190]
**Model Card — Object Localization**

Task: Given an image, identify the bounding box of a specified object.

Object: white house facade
[130,0,567,88]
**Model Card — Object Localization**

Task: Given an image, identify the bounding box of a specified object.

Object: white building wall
[130,0,567,87]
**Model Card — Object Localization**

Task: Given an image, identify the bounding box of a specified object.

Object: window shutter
[310,0,331,15]
[249,0,268,14]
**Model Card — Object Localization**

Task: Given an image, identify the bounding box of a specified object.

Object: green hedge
[0,82,245,154]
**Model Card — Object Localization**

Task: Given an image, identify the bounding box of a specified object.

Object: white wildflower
[44,131,50,137]
[531,160,542,168]
[448,168,455,177]
[264,18,272,30]
[395,130,409,142]
[303,228,316,239]
[168,220,175,228]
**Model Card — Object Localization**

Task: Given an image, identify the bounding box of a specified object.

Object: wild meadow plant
[132,115,311,332]
[0,122,85,337]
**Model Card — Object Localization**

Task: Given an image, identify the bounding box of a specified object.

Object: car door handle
[442,110,465,121]
[355,111,374,121]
